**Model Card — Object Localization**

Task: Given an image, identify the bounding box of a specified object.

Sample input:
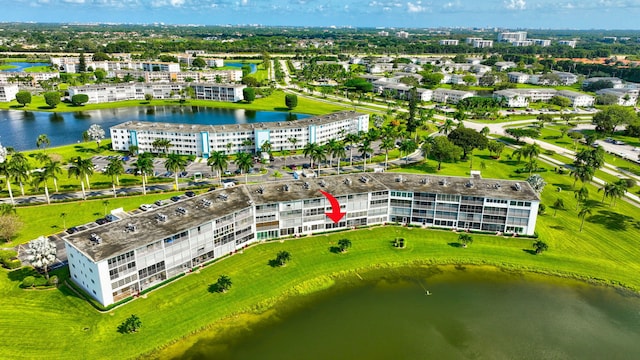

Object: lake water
[0,107,306,151]
[168,267,640,360]
[224,62,257,74]
[2,62,50,72]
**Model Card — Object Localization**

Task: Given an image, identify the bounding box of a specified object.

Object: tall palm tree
[574,186,589,210]
[325,139,340,170]
[31,170,51,204]
[0,155,15,205]
[207,151,229,185]
[288,137,298,151]
[133,154,154,195]
[379,136,395,170]
[104,157,125,198]
[260,140,272,156]
[311,145,327,176]
[8,152,31,196]
[281,149,291,168]
[578,203,593,232]
[303,142,320,169]
[331,142,346,175]
[235,151,253,184]
[68,156,93,200]
[570,163,595,188]
[36,134,50,154]
[344,133,361,167]
[60,212,67,230]
[358,140,373,172]
[438,119,455,135]
[165,154,188,191]
[598,182,617,204]
[610,180,628,207]
[399,139,418,165]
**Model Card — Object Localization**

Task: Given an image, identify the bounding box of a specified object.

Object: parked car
[154,200,164,206]
[185,191,196,197]
[171,196,181,202]
[290,164,297,170]
[223,170,232,176]
[105,214,119,222]
[66,227,79,234]
[95,218,108,225]
[234,169,242,174]
[140,204,153,211]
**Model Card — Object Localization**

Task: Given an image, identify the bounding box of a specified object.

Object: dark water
[0,107,306,151]
[224,62,257,74]
[172,268,640,360]
[2,62,50,72]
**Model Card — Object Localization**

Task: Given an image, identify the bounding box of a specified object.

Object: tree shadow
[588,210,634,231]
[549,225,565,230]
[268,259,281,268]
[447,242,463,248]
[454,264,467,271]
[273,107,290,112]
[9,104,27,109]
[522,249,537,255]
[552,183,572,191]
[37,105,56,110]
[7,267,39,283]
[207,283,221,293]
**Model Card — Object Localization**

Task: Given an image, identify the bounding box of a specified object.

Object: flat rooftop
[65,186,254,263]
[110,110,366,134]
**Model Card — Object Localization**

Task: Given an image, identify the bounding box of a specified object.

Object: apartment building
[191,83,246,102]
[583,77,625,89]
[502,88,558,102]
[493,90,529,107]
[532,39,551,47]
[498,31,528,42]
[471,39,494,48]
[63,172,540,306]
[111,69,243,83]
[558,40,577,48]
[439,39,459,46]
[109,111,369,157]
[0,84,19,102]
[507,72,530,83]
[595,88,639,106]
[0,71,59,87]
[556,90,595,107]
[68,83,244,104]
[432,88,474,104]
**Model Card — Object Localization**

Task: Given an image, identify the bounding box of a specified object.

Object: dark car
[95,218,108,225]
[171,196,181,202]
[66,227,79,234]
[290,164,297,170]
[302,163,310,169]
[234,169,242,174]
[185,191,196,197]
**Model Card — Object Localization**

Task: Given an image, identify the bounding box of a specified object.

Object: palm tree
[570,163,595,188]
[36,134,50,154]
[358,140,373,172]
[102,200,110,216]
[260,140,272,157]
[533,240,548,254]
[438,119,455,135]
[553,198,565,217]
[152,138,172,156]
[60,212,67,230]
[276,250,291,266]
[281,149,291,168]
[104,157,125,197]
[288,137,298,151]
[234,151,253,184]
[165,153,188,191]
[31,170,51,204]
[68,156,93,200]
[598,182,617,204]
[344,133,361,167]
[337,238,352,253]
[207,151,229,185]
[399,139,418,165]
[0,156,15,205]
[133,154,153,195]
[8,152,31,196]
[610,180,628,207]
[216,275,232,293]
[578,203,593,232]
[574,186,589,210]
[458,234,473,248]
[303,142,320,169]
[325,139,340,170]
[43,159,63,193]
[379,136,395,170]
[331,142,346,174]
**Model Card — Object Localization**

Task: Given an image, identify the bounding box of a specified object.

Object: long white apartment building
[556,90,595,107]
[51,57,181,74]
[595,88,639,106]
[68,83,245,104]
[0,71,59,87]
[111,69,242,83]
[493,90,529,107]
[439,39,459,46]
[110,111,369,157]
[498,31,528,42]
[432,88,474,104]
[63,172,540,306]
[0,84,19,102]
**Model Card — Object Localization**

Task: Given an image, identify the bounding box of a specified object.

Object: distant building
[507,72,530,83]
[0,84,19,102]
[493,90,529,108]
[552,71,578,86]
[471,39,494,48]
[558,40,577,48]
[595,88,638,106]
[556,90,595,107]
[510,40,533,47]
[583,77,624,89]
[532,39,551,47]
[439,39,459,46]
[432,88,474,104]
[494,61,517,71]
[396,31,409,39]
[68,83,245,104]
[498,31,528,42]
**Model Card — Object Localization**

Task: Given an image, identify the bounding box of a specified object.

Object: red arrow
[320,190,346,223]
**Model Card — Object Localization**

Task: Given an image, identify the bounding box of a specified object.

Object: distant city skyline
[5,0,640,30]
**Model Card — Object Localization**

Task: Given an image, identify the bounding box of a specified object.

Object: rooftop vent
[283,184,290,192]
[396,175,403,183]
[177,207,187,215]
[439,179,448,186]
[513,183,522,191]
[125,223,137,232]
[218,194,228,201]
[257,186,265,194]
[303,182,310,190]
[156,213,168,222]
[201,199,212,207]
[89,233,102,244]
[344,178,352,185]
[319,180,326,187]
[360,176,369,183]
[465,181,474,188]
[494,183,501,189]
[420,177,430,184]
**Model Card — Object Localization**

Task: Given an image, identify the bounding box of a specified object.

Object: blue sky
[4,0,640,29]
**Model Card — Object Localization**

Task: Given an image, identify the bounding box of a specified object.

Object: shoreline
[144,260,640,359]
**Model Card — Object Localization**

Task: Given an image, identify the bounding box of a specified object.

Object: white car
[139,204,152,211]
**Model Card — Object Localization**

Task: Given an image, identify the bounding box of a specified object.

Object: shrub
[47,275,59,287]
[22,276,35,288]
[538,204,546,215]
[3,258,21,270]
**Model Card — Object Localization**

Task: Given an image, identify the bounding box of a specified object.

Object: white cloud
[170,0,185,6]
[504,0,526,10]
[407,1,427,13]
[62,0,85,3]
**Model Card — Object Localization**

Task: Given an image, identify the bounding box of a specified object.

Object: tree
[275,250,291,266]
[71,94,89,106]
[575,147,605,171]
[133,154,153,195]
[458,234,473,248]
[549,96,571,108]
[533,240,548,254]
[104,157,124,197]
[118,314,142,334]
[592,105,636,134]
[235,151,253,184]
[526,174,547,194]
[285,94,298,110]
[36,134,50,154]
[578,203,593,232]
[78,52,87,72]
[380,136,395,170]
[337,238,352,253]
[0,213,22,243]
[399,139,418,165]
[487,141,505,158]
[288,137,298,151]
[430,136,462,170]
[144,93,154,102]
[165,154,188,191]
[447,128,488,160]
[405,87,420,136]
[553,198,565,217]
[574,186,590,209]
[462,74,477,86]
[344,133,361,167]
[8,152,31,196]
[207,151,229,184]
[68,156,94,198]
[87,124,105,149]
[358,141,373,172]
[438,119,455,135]
[505,128,540,143]
[43,91,61,108]
[215,275,232,293]
[243,87,255,103]
[15,90,31,106]
[192,57,207,69]
[26,236,57,279]
[567,131,584,150]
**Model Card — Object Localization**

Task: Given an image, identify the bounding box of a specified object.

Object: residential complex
[0,84,19,102]
[63,172,540,306]
[492,88,594,107]
[432,88,475,104]
[109,111,369,157]
[68,83,245,104]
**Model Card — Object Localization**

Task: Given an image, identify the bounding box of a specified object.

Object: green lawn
[0,64,17,70]
[2,142,640,358]
[24,66,54,73]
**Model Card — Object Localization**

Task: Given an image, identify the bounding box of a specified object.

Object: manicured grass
[24,66,54,72]
[0,90,349,116]
[0,64,17,70]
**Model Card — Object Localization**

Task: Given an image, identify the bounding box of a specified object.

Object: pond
[166,267,640,360]
[1,62,51,72]
[0,107,307,151]
[224,62,257,74]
